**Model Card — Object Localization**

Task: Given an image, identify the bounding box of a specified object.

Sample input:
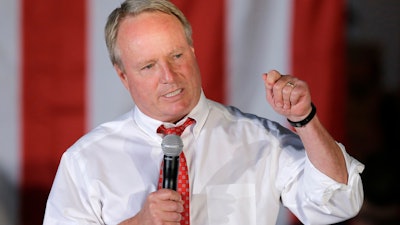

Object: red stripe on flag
[21,0,87,223]
[171,0,226,103]
[291,0,346,140]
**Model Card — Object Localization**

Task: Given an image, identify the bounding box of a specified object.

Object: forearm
[262,71,349,183]
[294,115,348,184]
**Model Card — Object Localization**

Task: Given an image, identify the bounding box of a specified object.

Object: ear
[114,64,129,90]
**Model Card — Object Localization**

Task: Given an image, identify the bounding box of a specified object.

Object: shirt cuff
[303,142,365,205]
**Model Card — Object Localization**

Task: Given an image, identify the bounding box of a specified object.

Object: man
[43,0,364,224]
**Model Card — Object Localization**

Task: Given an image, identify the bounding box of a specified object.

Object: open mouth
[164,89,182,97]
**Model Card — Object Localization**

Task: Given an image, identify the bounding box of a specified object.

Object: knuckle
[172,212,182,222]
[282,87,292,95]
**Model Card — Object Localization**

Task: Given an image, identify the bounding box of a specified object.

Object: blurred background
[1,0,399,224]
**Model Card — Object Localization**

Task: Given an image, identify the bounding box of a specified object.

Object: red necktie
[157,117,195,225]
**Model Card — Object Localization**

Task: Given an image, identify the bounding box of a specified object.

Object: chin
[165,110,190,122]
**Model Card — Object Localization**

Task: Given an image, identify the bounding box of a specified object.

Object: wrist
[287,102,316,127]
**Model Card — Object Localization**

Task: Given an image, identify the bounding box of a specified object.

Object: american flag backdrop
[0,0,346,224]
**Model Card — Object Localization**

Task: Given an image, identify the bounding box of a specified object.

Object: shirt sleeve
[280,142,365,225]
[43,151,104,225]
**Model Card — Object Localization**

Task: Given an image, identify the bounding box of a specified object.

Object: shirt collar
[133,90,210,141]
[186,91,209,137]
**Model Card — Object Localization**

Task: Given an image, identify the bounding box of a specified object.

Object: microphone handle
[162,155,180,190]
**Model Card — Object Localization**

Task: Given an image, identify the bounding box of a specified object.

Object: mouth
[164,88,183,98]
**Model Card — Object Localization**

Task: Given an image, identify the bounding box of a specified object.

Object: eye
[141,63,154,70]
[174,53,183,59]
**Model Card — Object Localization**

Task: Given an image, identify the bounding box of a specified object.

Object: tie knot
[157,117,196,136]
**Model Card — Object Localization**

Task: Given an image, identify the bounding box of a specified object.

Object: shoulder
[206,99,285,131]
[205,99,302,149]
[64,110,135,156]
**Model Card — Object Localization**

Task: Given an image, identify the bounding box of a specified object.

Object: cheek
[186,63,201,87]
[127,78,156,101]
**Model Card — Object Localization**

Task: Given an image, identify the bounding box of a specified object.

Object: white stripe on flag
[87,0,133,130]
[0,0,21,224]
[227,0,292,125]
[227,1,294,224]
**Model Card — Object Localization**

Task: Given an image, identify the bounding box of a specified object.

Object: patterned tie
[157,117,195,225]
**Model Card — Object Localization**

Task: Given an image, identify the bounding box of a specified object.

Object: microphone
[161,134,183,190]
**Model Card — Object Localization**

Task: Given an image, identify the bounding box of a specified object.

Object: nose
[159,61,176,83]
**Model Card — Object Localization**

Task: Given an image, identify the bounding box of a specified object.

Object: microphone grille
[161,134,183,156]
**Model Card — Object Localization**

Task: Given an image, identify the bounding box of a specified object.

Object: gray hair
[105,0,193,70]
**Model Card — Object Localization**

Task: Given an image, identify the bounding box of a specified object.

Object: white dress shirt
[43,92,364,225]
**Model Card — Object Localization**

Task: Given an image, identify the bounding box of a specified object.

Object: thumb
[263,70,281,89]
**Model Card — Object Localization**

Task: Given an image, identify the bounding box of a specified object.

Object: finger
[155,189,183,202]
[146,192,184,223]
[153,190,184,212]
[289,86,302,106]
[158,210,182,223]
[282,82,295,109]
[271,75,293,108]
[287,79,308,107]
[161,199,184,213]
[263,74,274,106]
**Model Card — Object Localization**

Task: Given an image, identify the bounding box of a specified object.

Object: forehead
[116,11,188,58]
[118,11,185,41]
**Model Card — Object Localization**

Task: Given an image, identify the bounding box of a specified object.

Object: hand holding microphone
[122,134,185,224]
